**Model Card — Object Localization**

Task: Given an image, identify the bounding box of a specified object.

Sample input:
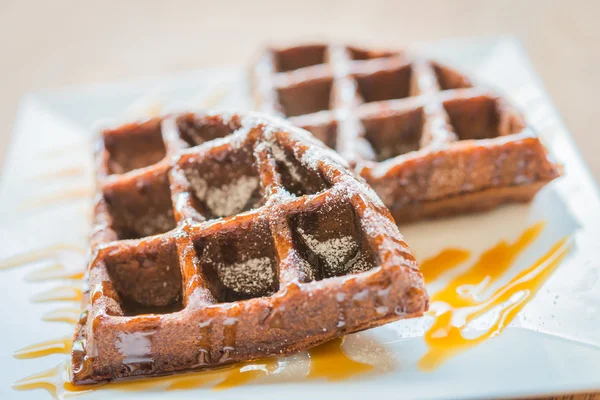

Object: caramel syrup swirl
[31,285,83,303]
[429,222,544,308]
[418,222,571,370]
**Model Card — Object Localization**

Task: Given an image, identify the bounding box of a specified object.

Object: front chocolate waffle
[72,111,428,384]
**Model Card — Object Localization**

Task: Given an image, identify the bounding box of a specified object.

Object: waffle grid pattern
[253,44,562,222]
[73,111,428,384]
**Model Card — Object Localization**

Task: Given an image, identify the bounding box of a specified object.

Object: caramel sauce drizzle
[31,285,83,303]
[0,243,85,271]
[430,222,544,308]
[12,362,90,399]
[25,264,84,282]
[13,337,72,360]
[42,308,80,325]
[418,222,572,370]
[418,248,470,284]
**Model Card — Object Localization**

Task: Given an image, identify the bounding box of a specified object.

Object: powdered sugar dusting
[299,146,324,172]
[271,144,303,183]
[294,252,316,281]
[333,173,385,209]
[135,212,175,237]
[297,228,360,275]
[218,257,275,295]
[188,173,260,217]
[350,254,374,274]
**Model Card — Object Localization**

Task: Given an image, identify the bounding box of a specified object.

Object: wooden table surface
[0,1,598,399]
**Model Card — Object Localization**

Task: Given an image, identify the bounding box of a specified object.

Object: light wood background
[0,0,598,184]
[0,1,598,399]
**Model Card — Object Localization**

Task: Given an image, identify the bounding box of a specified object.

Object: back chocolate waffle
[252,44,562,222]
[73,111,428,384]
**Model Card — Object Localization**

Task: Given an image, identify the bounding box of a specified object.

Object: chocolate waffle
[73,111,428,384]
[252,44,562,222]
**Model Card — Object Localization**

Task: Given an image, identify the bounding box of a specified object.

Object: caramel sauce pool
[13,337,374,399]
[307,337,374,380]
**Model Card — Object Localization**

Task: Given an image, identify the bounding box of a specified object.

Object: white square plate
[1,37,599,400]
